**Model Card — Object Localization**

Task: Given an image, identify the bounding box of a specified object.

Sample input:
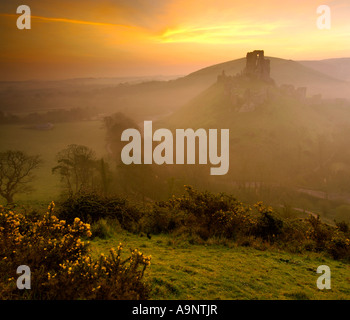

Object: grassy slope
[91,232,350,300]
[0,121,107,205]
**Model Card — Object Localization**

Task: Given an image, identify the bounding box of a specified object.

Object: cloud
[158,23,278,43]
[0,13,133,28]
[0,0,168,29]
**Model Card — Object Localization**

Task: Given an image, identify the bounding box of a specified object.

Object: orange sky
[0,0,349,80]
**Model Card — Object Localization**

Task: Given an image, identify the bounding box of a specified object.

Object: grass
[0,121,108,206]
[91,231,350,300]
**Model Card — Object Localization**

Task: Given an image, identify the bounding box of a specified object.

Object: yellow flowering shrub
[326,231,350,260]
[148,185,253,240]
[144,186,350,261]
[0,203,151,299]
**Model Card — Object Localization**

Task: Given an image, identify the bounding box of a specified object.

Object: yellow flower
[74,217,80,224]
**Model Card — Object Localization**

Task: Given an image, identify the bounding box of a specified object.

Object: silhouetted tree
[52,144,98,195]
[0,150,41,204]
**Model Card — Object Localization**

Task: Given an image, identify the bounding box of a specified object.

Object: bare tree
[52,144,98,195]
[0,150,41,204]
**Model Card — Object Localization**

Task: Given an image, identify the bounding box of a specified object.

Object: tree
[104,112,139,161]
[0,150,41,204]
[52,144,97,195]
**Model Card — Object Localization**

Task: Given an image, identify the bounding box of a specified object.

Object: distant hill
[299,58,350,82]
[176,56,349,99]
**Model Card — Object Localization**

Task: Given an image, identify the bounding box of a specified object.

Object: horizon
[1,1,350,81]
[2,54,350,83]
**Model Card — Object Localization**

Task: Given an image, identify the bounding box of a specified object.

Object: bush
[305,214,333,251]
[0,203,151,299]
[148,185,252,240]
[56,192,141,232]
[327,232,350,261]
[335,220,349,234]
[252,202,283,242]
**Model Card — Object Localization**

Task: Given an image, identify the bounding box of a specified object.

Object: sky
[0,0,349,81]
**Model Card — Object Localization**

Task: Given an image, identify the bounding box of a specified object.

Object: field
[0,121,108,205]
[91,231,350,300]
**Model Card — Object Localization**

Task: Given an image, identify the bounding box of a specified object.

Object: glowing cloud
[158,23,278,43]
[0,13,132,28]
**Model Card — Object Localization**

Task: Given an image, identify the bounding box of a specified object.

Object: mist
[1,53,350,227]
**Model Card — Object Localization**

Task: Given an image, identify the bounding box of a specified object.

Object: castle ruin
[216,50,308,113]
[244,50,271,82]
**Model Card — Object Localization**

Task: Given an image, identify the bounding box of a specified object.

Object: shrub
[0,203,151,299]
[150,185,252,239]
[335,220,349,234]
[56,192,141,232]
[252,202,284,242]
[327,232,350,261]
[305,214,333,251]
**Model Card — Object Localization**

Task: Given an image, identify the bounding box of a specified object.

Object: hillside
[178,56,349,99]
[156,66,350,220]
[92,231,350,300]
[299,58,350,82]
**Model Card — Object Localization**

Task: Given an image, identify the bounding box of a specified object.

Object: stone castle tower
[244,50,271,82]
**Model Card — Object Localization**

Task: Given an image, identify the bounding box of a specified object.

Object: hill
[178,56,349,99]
[299,58,350,82]
[156,60,350,220]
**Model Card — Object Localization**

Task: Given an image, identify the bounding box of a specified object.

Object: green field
[0,121,108,205]
[91,231,350,300]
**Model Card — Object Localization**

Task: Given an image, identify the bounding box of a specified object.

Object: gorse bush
[0,203,151,299]
[147,185,255,240]
[305,215,334,251]
[327,231,350,260]
[252,202,284,242]
[145,186,350,261]
[56,192,141,232]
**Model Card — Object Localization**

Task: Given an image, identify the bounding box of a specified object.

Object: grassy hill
[91,230,350,300]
